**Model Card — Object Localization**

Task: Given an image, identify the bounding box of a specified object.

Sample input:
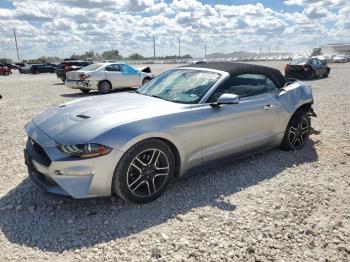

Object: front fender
[277,81,314,115]
[95,122,187,174]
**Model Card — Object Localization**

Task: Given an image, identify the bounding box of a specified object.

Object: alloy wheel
[288,117,310,150]
[126,149,169,197]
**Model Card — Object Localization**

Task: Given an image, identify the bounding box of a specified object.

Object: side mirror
[211,93,240,107]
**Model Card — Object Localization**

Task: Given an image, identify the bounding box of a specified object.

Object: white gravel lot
[0,61,349,262]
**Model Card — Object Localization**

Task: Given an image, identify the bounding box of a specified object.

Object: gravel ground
[0,61,349,262]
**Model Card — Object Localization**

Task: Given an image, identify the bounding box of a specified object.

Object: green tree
[102,49,122,60]
[128,53,144,60]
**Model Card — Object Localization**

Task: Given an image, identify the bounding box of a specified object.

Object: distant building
[320,43,350,55]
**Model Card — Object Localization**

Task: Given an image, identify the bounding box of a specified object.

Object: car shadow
[0,140,318,252]
[60,88,135,98]
[53,83,65,86]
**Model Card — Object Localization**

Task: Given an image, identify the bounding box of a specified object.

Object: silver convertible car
[24,63,316,203]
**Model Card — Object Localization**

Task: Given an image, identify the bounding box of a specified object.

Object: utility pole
[153,34,156,60]
[178,36,181,58]
[204,43,207,58]
[13,29,20,62]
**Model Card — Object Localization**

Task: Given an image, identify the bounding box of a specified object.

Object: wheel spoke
[135,157,147,167]
[289,130,296,136]
[155,166,169,172]
[151,178,157,194]
[289,134,297,147]
[131,162,142,173]
[145,181,152,196]
[148,150,160,166]
[129,176,145,192]
[301,125,309,131]
[292,137,300,147]
[301,129,309,135]
[154,173,168,178]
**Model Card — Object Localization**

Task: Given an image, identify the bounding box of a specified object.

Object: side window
[315,59,322,66]
[105,64,120,72]
[119,64,139,75]
[310,59,317,66]
[266,77,278,92]
[208,74,270,102]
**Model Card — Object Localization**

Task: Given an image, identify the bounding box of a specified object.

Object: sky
[0,0,349,60]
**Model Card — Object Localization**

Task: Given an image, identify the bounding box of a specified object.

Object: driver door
[104,64,123,88]
[199,74,286,163]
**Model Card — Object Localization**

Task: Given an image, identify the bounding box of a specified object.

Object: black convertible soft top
[185,62,286,88]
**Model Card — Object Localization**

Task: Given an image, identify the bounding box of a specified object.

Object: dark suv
[30,64,56,74]
[56,61,92,82]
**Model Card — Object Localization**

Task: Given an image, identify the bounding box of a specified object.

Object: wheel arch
[291,102,313,119]
[142,76,152,85]
[116,134,184,178]
[154,137,181,178]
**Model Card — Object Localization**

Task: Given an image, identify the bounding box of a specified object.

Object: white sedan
[65,63,155,94]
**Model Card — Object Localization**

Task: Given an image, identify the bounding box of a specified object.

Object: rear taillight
[284,64,289,71]
[79,73,90,80]
[64,65,72,72]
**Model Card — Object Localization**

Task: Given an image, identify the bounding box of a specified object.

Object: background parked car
[0,65,11,76]
[285,58,330,80]
[65,62,155,94]
[331,55,347,63]
[56,60,92,82]
[30,64,56,74]
[18,64,32,74]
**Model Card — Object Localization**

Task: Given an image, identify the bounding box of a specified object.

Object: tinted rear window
[289,59,308,65]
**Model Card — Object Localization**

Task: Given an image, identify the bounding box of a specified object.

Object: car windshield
[137,69,221,104]
[81,64,103,71]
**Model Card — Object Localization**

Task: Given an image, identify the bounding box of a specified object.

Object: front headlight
[59,143,112,158]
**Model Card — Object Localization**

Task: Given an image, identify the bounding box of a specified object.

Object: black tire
[323,69,330,78]
[112,139,175,204]
[98,80,111,94]
[308,70,315,80]
[80,89,90,93]
[281,111,311,151]
[142,77,152,85]
[62,78,66,82]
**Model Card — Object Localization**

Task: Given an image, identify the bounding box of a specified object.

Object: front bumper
[24,122,123,199]
[65,80,98,90]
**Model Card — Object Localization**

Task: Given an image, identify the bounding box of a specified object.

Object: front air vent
[30,138,51,166]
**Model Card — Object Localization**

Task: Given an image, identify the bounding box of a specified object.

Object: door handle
[263,104,278,110]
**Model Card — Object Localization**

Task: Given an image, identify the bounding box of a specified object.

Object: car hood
[31,92,186,145]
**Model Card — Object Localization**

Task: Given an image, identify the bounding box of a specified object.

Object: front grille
[30,138,52,166]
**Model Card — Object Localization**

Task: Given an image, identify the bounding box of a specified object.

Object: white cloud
[0,0,349,60]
